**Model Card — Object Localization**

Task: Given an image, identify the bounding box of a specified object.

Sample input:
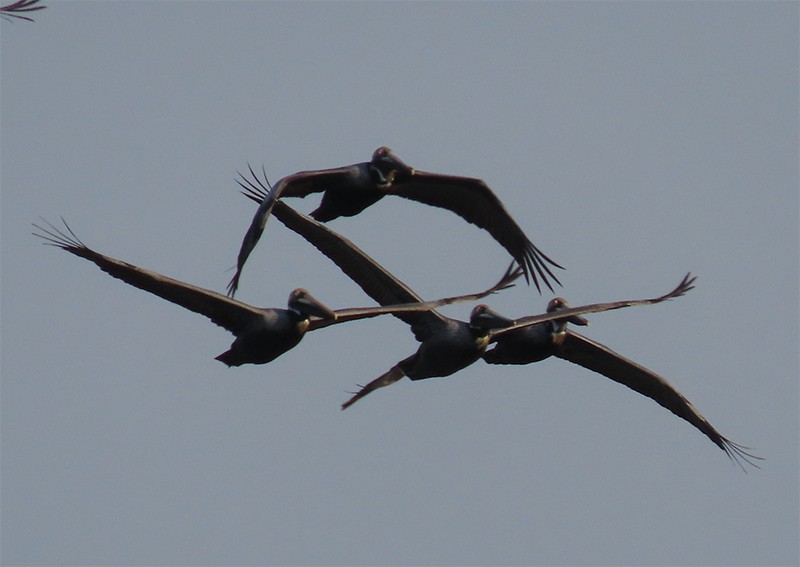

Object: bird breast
[406,321,487,380]
[483,322,555,365]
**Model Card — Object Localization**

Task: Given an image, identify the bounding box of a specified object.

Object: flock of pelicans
[35,147,760,469]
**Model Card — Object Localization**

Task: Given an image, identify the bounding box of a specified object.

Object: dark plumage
[1,0,45,22]
[337,275,696,411]
[33,219,519,367]
[338,303,514,410]
[483,296,761,469]
[228,147,562,296]
[265,201,701,433]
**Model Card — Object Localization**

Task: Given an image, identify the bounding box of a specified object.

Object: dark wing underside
[388,170,562,292]
[271,166,366,199]
[35,219,261,335]
[227,165,362,296]
[492,273,697,339]
[309,263,522,331]
[270,201,452,340]
[555,331,760,469]
[341,363,407,410]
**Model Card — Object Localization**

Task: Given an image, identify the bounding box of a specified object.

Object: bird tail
[214,350,239,367]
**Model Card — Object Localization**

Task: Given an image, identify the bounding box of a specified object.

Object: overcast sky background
[2,2,797,565]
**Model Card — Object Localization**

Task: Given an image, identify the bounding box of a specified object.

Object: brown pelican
[1,0,45,22]
[227,147,562,296]
[263,200,696,421]
[482,297,761,469]
[33,219,520,367]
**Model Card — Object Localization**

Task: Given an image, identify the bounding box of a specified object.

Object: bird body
[483,297,589,365]
[214,307,310,366]
[482,321,555,365]
[302,164,386,221]
[402,310,512,381]
[262,161,392,222]
[341,304,514,409]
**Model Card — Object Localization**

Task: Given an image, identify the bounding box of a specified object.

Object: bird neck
[368,164,392,188]
[288,307,309,322]
[468,324,492,338]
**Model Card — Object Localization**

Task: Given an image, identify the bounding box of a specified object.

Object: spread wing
[271,200,456,341]
[227,164,362,297]
[389,170,562,292]
[490,273,696,340]
[341,363,408,410]
[555,331,761,469]
[35,219,262,335]
[309,263,522,331]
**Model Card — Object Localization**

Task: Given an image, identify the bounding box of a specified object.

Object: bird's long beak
[470,304,514,331]
[564,314,589,326]
[547,297,589,326]
[372,146,415,177]
[289,289,337,320]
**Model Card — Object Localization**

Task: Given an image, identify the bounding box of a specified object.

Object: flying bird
[482,296,762,469]
[33,219,520,367]
[228,147,562,296]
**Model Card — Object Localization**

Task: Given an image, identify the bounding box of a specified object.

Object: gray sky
[2,2,797,565]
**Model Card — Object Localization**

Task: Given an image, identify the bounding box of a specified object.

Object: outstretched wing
[555,331,761,469]
[389,170,562,293]
[227,164,362,297]
[310,263,522,331]
[35,219,262,335]
[341,362,408,410]
[227,166,277,296]
[271,200,449,340]
[491,273,696,340]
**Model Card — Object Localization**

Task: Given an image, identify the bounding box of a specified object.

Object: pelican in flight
[227,147,562,296]
[33,219,520,367]
[482,297,761,469]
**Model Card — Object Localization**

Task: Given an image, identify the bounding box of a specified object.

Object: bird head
[371,146,415,181]
[546,297,589,333]
[469,304,514,333]
[287,288,337,320]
